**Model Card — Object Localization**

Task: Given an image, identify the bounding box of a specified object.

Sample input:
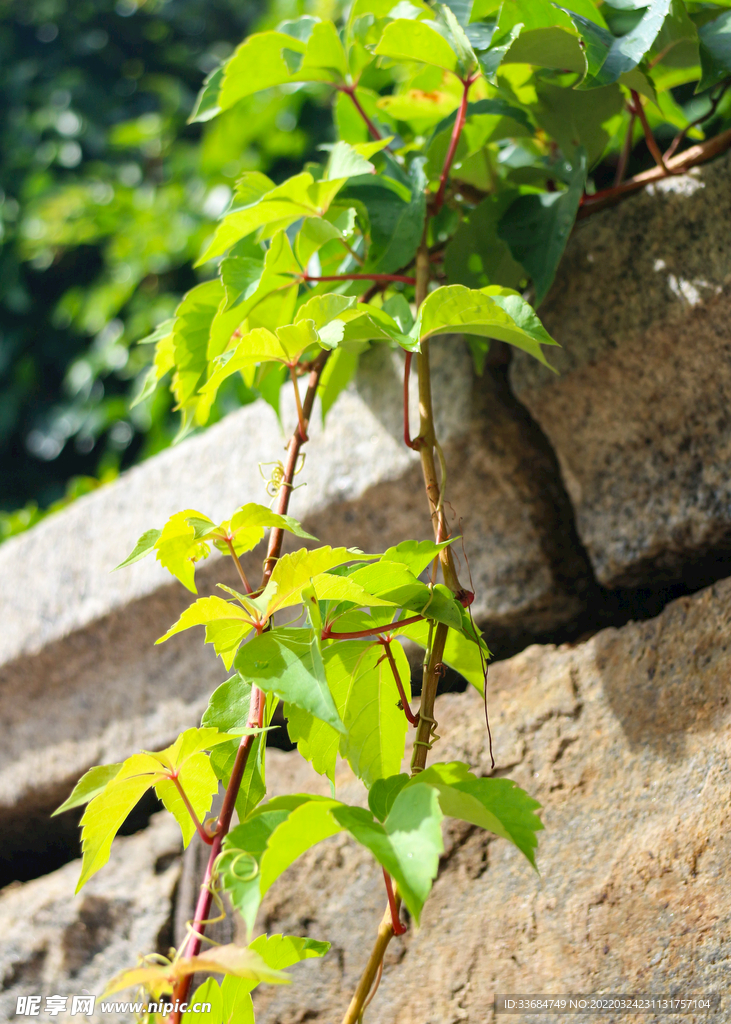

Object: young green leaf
[255,546,368,620]
[53,763,123,816]
[156,596,257,670]
[113,529,161,572]
[374,19,460,74]
[381,538,459,577]
[250,934,331,972]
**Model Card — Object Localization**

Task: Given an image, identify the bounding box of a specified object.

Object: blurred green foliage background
[2,0,729,543]
[0,0,333,534]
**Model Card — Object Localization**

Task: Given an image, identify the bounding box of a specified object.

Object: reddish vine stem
[169,351,330,1023]
[630,89,668,173]
[302,272,416,285]
[170,776,216,846]
[382,869,406,934]
[323,613,424,641]
[381,639,418,725]
[224,538,252,594]
[338,84,382,142]
[434,75,476,212]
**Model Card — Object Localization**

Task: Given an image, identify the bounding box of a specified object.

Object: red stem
[381,640,418,726]
[403,352,419,450]
[323,613,424,641]
[434,76,474,212]
[383,869,406,935]
[339,85,382,142]
[303,273,416,285]
[224,538,252,594]
[289,364,308,443]
[170,775,216,846]
[631,90,668,174]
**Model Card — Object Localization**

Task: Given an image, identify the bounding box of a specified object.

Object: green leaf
[414,283,559,365]
[493,0,587,76]
[498,148,587,305]
[374,18,460,73]
[405,762,544,867]
[591,0,673,85]
[222,796,342,933]
[331,784,444,922]
[182,979,224,1024]
[197,172,345,265]
[444,192,525,292]
[250,934,330,972]
[324,140,377,180]
[344,157,427,275]
[381,538,459,577]
[113,528,162,571]
[338,637,412,786]
[189,65,224,124]
[53,763,123,816]
[219,32,307,109]
[235,629,346,733]
[699,10,731,91]
[368,773,409,822]
[533,83,624,166]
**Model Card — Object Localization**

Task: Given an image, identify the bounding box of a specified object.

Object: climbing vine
[55,0,731,1020]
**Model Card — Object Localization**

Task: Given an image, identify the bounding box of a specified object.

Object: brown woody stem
[340,903,399,1024]
[580,128,731,217]
[169,351,330,1023]
[342,230,463,1022]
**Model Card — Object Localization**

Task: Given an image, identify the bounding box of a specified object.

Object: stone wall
[2,153,731,1022]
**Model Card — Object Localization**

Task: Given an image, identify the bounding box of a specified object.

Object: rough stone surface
[511,154,731,590]
[0,340,590,867]
[0,812,181,1023]
[248,576,731,1024]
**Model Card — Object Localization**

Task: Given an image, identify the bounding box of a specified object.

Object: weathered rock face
[249,576,731,1024]
[0,813,181,1023]
[511,156,731,590]
[0,339,591,882]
